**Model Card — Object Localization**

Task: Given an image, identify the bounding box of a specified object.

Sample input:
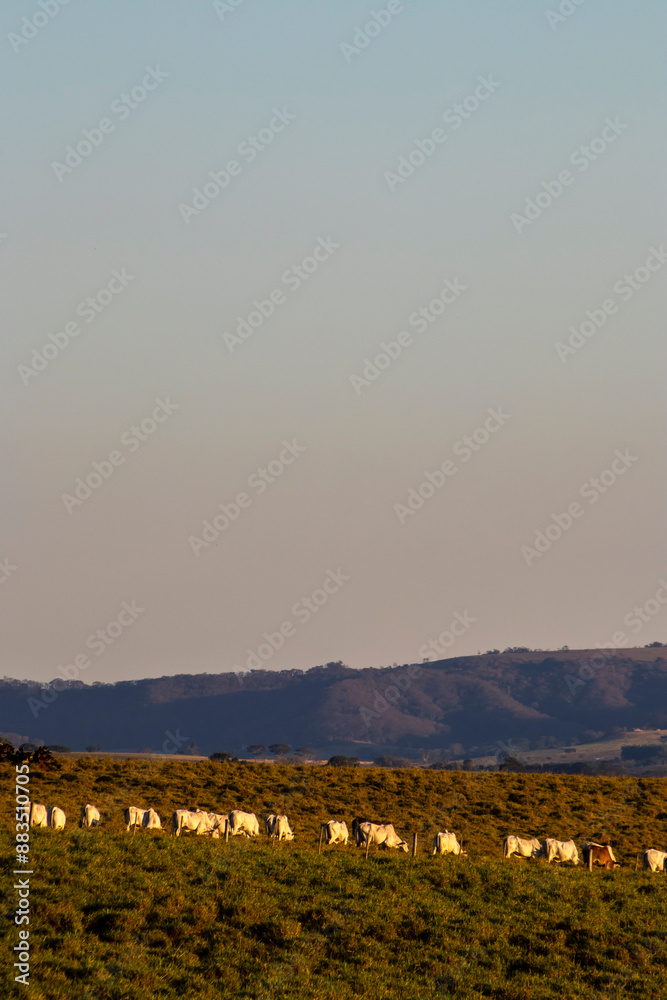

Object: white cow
[266,814,294,841]
[433,830,466,856]
[171,809,207,837]
[643,849,667,873]
[228,809,260,838]
[323,820,349,846]
[80,804,101,828]
[47,806,66,831]
[171,809,223,837]
[358,822,408,853]
[29,803,47,828]
[543,838,579,865]
[202,812,227,837]
[125,806,147,833]
[503,835,541,860]
[142,808,162,831]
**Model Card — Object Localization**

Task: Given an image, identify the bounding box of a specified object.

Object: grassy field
[468,728,667,770]
[2,759,667,998]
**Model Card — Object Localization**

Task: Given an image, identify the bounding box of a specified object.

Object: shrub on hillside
[373,755,412,768]
[327,755,360,767]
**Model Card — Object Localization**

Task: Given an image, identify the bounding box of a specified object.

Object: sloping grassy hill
[2,759,667,999]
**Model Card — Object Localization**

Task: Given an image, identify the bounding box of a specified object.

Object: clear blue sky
[2,0,666,686]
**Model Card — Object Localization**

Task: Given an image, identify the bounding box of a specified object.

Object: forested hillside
[2,648,667,756]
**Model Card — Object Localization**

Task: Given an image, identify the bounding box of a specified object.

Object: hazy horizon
[2,0,666,686]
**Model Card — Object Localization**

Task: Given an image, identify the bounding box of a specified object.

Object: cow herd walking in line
[24,802,667,872]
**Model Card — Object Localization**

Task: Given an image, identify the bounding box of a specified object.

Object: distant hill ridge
[2,647,666,755]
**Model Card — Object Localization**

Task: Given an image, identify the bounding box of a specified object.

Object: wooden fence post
[412,833,418,858]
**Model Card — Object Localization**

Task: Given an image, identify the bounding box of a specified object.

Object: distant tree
[180,741,200,756]
[293,747,315,758]
[246,744,267,758]
[85,743,101,752]
[373,755,412,768]
[498,755,525,773]
[462,759,473,771]
[486,649,500,654]
[19,743,39,752]
[44,745,71,753]
[327,755,360,767]
[210,752,234,763]
[268,743,291,757]
[560,645,569,650]
[645,641,666,648]
[503,647,530,653]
